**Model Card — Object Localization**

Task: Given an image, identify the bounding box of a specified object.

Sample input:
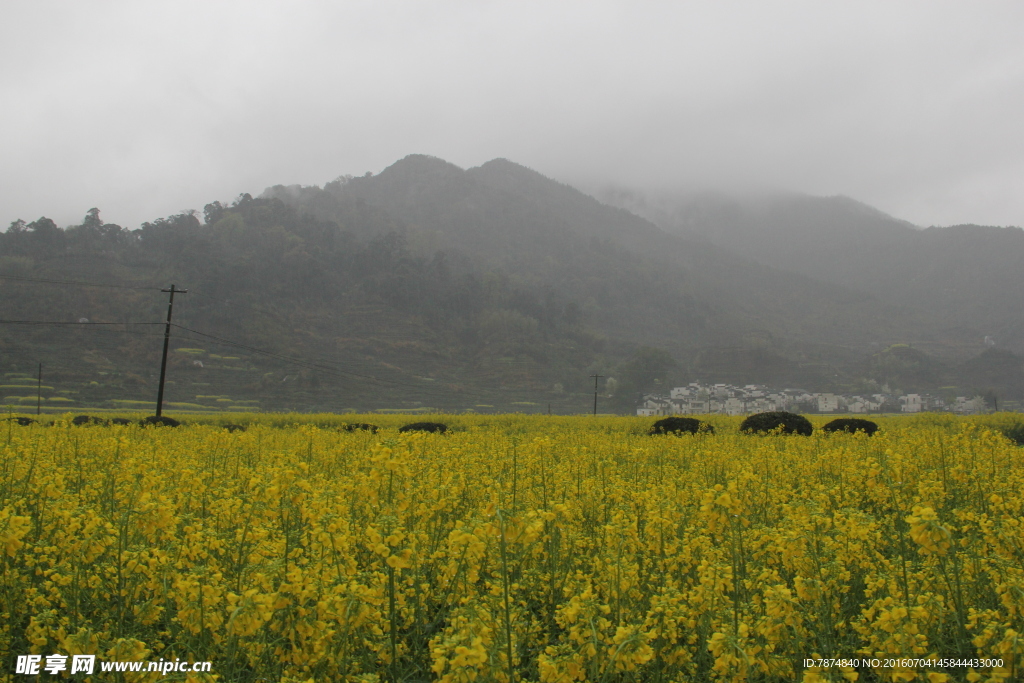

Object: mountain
[1,200,612,413]
[267,156,922,352]
[601,188,1024,358]
[2,155,1019,413]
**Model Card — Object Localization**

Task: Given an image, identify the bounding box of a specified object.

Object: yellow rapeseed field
[1,413,1023,682]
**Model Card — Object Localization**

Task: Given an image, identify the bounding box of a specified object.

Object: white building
[638,382,1002,417]
[901,394,924,413]
[817,393,841,413]
[951,396,987,415]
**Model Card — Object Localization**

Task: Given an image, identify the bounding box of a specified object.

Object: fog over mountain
[2,2,1023,230]
[3,153,1024,412]
[4,2,1024,411]
[597,186,1024,358]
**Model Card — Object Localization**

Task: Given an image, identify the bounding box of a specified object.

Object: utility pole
[590,374,603,416]
[155,284,187,417]
[36,363,42,415]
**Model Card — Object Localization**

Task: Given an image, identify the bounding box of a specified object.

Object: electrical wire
[0,274,162,291]
[0,318,489,400]
[0,267,496,400]
[0,320,165,326]
[170,289,489,395]
[170,325,380,384]
[170,323,489,398]
[4,271,453,370]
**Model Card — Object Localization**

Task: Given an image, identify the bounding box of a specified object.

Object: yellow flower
[906,505,953,555]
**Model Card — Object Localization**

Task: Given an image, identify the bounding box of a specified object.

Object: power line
[0,320,164,326]
[0,319,397,388]
[0,273,162,291]
[170,323,488,398]
[187,288,390,317]
[590,374,604,415]
[156,285,187,417]
[171,324,366,377]
[185,289,310,320]
[0,318,454,392]
[1,273,477,393]
[168,332,385,393]
[0,311,492,401]
[159,288,405,377]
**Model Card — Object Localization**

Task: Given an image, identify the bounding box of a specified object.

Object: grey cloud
[2,0,1022,229]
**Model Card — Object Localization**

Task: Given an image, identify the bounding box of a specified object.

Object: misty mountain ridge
[598,184,1024,358]
[2,153,1022,412]
[265,155,925,351]
[261,153,1022,399]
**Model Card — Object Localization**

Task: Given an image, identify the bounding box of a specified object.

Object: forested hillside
[268,156,929,351]
[605,188,1024,358]
[0,200,610,412]
[2,155,1021,413]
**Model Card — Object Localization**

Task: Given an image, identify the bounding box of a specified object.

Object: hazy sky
[2,1,1023,229]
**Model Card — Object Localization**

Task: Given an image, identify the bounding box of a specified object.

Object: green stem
[498,510,515,683]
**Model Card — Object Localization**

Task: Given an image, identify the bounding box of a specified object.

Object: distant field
[2,414,1022,681]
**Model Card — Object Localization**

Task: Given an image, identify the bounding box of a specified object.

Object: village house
[638,382,993,416]
[817,393,841,412]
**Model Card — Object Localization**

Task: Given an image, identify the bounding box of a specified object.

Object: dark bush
[141,415,181,427]
[399,422,447,434]
[223,424,246,433]
[649,417,714,435]
[1001,423,1024,446]
[740,411,813,436]
[109,418,133,426]
[343,423,379,433]
[5,416,35,426]
[72,415,106,426]
[822,418,879,435]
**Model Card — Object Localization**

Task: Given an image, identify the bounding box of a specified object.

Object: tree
[610,347,678,412]
[203,201,226,226]
[26,217,64,251]
[619,347,677,390]
[961,349,1024,401]
[980,389,999,412]
[83,208,103,230]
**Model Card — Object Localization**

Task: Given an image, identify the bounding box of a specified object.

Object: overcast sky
[2,1,1023,230]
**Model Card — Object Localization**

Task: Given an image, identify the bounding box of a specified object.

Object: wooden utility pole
[590,374,603,415]
[155,285,187,417]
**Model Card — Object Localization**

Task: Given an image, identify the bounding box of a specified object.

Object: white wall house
[638,382,1000,417]
[951,396,987,415]
[817,393,841,412]
[901,394,923,413]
